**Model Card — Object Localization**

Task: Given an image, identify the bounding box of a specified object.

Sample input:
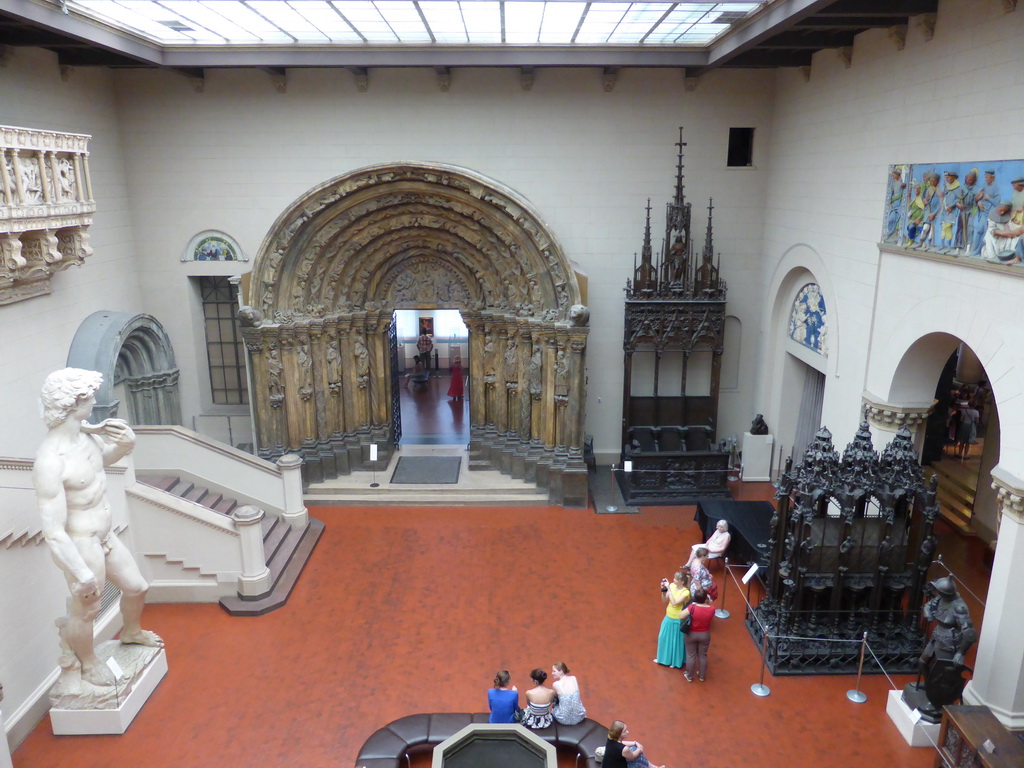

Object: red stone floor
[13,477,991,768]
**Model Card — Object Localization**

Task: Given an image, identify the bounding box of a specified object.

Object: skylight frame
[60,0,770,48]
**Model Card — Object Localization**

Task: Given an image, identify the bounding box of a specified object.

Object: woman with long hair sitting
[600,720,666,768]
[550,661,586,725]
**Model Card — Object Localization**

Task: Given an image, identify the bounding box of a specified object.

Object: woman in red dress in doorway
[447,355,464,400]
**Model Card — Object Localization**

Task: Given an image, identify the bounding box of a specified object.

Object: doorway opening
[922,344,997,538]
[394,308,470,445]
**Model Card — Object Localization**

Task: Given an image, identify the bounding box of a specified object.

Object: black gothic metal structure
[746,420,938,675]
[619,128,730,503]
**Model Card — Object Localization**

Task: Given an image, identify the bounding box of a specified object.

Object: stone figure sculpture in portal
[34,368,163,690]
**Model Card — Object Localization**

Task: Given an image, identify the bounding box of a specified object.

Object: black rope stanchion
[846,631,868,703]
[752,630,771,697]
[715,558,730,619]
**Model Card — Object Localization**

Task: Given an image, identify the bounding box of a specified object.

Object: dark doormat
[391,456,462,484]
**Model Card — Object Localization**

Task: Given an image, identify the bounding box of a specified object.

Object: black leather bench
[356,712,607,768]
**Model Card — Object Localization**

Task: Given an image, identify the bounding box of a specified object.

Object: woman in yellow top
[654,571,689,668]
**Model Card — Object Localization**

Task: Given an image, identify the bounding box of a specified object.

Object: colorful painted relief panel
[194,235,237,261]
[789,283,827,356]
[882,161,1024,266]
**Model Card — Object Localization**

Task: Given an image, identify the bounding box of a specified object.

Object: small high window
[727,127,755,167]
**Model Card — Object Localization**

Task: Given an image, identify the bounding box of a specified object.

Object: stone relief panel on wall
[883,160,1024,266]
[0,125,95,305]
[788,282,828,357]
[381,256,475,308]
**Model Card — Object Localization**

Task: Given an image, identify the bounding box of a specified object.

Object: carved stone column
[501,325,521,473]
[365,311,393,467]
[337,319,360,470]
[0,148,12,205]
[862,393,934,457]
[511,328,535,479]
[962,467,1024,728]
[350,324,371,432]
[304,325,330,482]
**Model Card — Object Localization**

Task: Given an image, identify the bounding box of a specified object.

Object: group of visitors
[653,520,728,684]
[489,667,667,768]
[488,663,586,728]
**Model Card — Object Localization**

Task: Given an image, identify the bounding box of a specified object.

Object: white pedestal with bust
[741,432,773,482]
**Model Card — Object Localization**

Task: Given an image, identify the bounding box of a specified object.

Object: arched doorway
[241,163,590,507]
[887,333,1000,539]
[67,311,182,425]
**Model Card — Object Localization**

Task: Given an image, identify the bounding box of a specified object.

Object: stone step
[924,465,977,536]
[305,487,550,507]
[261,516,293,563]
[136,472,322,616]
[220,519,325,616]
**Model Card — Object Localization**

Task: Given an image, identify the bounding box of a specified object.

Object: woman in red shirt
[680,587,716,682]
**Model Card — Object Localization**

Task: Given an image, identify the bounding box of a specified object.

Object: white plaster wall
[0,48,142,456]
[111,65,775,458]
[760,0,1024,474]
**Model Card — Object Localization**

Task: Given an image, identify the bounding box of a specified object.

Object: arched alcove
[66,311,181,425]
[763,257,835,463]
[242,163,590,507]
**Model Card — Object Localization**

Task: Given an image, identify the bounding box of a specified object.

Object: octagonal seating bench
[356,712,608,768]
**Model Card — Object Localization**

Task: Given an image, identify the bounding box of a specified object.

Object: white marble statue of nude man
[33,368,163,687]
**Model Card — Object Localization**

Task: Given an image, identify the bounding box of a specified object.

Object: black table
[694,500,774,567]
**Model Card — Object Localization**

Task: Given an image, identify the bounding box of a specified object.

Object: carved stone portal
[242,163,589,507]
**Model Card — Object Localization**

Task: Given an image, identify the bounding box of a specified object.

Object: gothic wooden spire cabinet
[619,129,731,503]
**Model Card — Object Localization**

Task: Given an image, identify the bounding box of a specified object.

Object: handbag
[680,614,692,634]
[707,581,719,601]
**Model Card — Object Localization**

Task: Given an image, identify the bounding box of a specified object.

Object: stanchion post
[715,558,730,619]
[369,443,380,488]
[751,629,771,697]
[606,464,619,513]
[846,632,868,703]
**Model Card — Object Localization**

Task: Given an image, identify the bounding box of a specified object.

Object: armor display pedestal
[741,432,773,481]
[886,689,940,747]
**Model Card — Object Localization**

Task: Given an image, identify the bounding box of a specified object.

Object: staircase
[924,459,978,536]
[136,474,324,616]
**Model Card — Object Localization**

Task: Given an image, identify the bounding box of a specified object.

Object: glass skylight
[64,1,768,47]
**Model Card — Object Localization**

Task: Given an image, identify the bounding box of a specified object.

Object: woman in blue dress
[488,670,519,723]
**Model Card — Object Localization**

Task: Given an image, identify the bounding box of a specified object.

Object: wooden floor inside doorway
[398,365,469,445]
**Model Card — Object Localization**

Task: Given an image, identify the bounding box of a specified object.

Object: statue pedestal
[49,643,168,736]
[885,689,940,747]
[741,432,773,482]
